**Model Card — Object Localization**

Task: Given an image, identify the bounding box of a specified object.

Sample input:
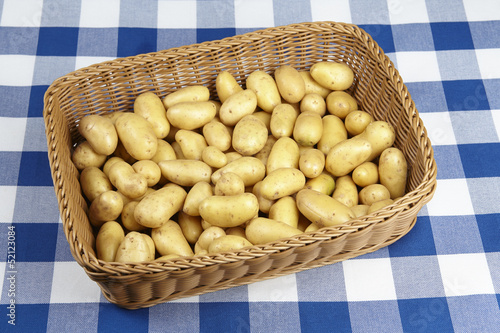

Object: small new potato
[266,137,300,174]
[96,221,125,261]
[80,166,113,202]
[158,159,212,187]
[310,61,354,91]
[183,181,213,216]
[274,65,306,104]
[345,110,373,136]
[208,235,253,253]
[259,168,306,200]
[219,89,258,126]
[89,190,124,228]
[351,204,370,217]
[175,129,207,160]
[378,147,408,199]
[357,121,396,161]
[132,160,161,187]
[115,231,155,263]
[299,71,331,98]
[270,103,299,139]
[152,220,194,257]
[195,226,226,252]
[358,184,391,206]
[134,91,170,139]
[252,180,275,214]
[254,135,277,166]
[326,91,358,119]
[332,175,358,207]
[151,139,176,164]
[114,112,158,160]
[293,111,323,147]
[162,85,210,109]
[108,160,148,199]
[199,193,259,228]
[352,161,379,187]
[166,101,217,130]
[202,146,227,169]
[214,172,245,196]
[317,115,348,155]
[72,141,107,170]
[299,148,325,179]
[303,173,336,195]
[178,212,203,245]
[78,114,118,155]
[245,217,302,244]
[216,71,244,103]
[296,189,355,228]
[211,156,266,187]
[300,93,327,116]
[246,70,281,113]
[325,137,372,177]
[367,198,394,214]
[203,119,232,152]
[121,201,147,232]
[232,115,268,156]
[269,196,299,228]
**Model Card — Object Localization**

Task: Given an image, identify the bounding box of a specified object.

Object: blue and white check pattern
[1,0,499,331]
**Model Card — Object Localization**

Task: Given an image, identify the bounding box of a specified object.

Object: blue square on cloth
[98,303,149,332]
[47,303,99,332]
[36,27,79,56]
[458,143,500,178]
[349,300,402,332]
[426,0,467,22]
[388,216,437,257]
[431,22,474,51]
[450,110,498,144]
[17,151,53,186]
[429,215,484,255]
[296,262,347,301]
[469,21,500,49]
[358,24,395,54]
[3,223,58,262]
[299,302,351,332]
[392,23,435,52]
[117,28,157,58]
[442,79,490,111]
[0,86,31,117]
[476,214,500,253]
[157,28,197,50]
[77,28,118,57]
[13,186,61,223]
[196,28,236,44]
[248,302,300,332]
[447,294,500,332]
[200,302,250,332]
[0,27,39,55]
[483,78,500,109]
[405,81,448,113]
[149,302,199,332]
[1,304,50,332]
[433,145,465,180]
[28,85,49,117]
[398,298,453,333]
[0,152,21,186]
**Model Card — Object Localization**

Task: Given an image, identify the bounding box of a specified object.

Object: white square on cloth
[157,1,197,29]
[419,112,457,146]
[343,258,397,301]
[0,55,36,86]
[248,274,298,302]
[395,51,441,83]
[234,0,274,28]
[491,109,500,140]
[438,253,495,296]
[425,179,475,217]
[463,0,500,21]
[0,0,43,27]
[388,0,429,24]
[476,48,500,80]
[50,262,102,303]
[310,0,351,23]
[79,0,120,28]
[0,186,17,223]
[0,117,27,151]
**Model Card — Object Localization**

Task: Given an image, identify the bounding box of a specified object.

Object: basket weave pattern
[43,22,437,309]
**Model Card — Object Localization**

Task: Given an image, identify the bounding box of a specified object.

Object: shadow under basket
[43,21,437,309]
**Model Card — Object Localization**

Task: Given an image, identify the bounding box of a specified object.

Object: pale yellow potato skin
[134,184,187,228]
[162,85,210,109]
[211,156,266,187]
[102,156,124,177]
[270,103,299,139]
[96,221,125,262]
[378,147,408,199]
[344,110,374,137]
[178,211,204,245]
[300,93,327,116]
[114,112,158,160]
[202,146,227,169]
[166,101,217,130]
[303,173,336,195]
[225,226,247,239]
[216,71,244,103]
[80,166,113,202]
[158,159,212,187]
[203,119,232,152]
[72,141,107,170]
[275,65,306,104]
[245,217,302,244]
[152,220,194,257]
[115,231,154,263]
[293,111,323,147]
[254,135,277,167]
[299,148,325,179]
[232,115,268,156]
[352,161,379,187]
[358,184,391,206]
[296,189,355,228]
[268,196,299,228]
[310,61,354,91]
[78,114,118,156]
[195,226,226,251]
[260,167,306,200]
[208,235,253,253]
[299,71,331,98]
[252,180,275,214]
[356,121,396,161]
[199,193,259,228]
[326,91,358,120]
[266,136,300,174]
[325,137,372,177]
[332,175,358,207]
[183,181,213,216]
[351,204,370,218]
[108,160,148,199]
[89,190,124,228]
[121,201,147,232]
[317,115,347,155]
[214,172,245,196]
[134,92,170,139]
[367,198,394,214]
[151,139,176,164]
[132,160,161,187]
[246,70,281,113]
[175,129,208,160]
[219,89,257,126]
[251,111,272,133]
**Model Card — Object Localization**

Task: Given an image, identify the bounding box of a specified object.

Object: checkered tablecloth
[1,0,499,332]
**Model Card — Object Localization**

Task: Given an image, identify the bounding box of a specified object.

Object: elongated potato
[158,159,212,187]
[208,235,253,253]
[115,231,154,263]
[178,211,203,245]
[151,139,176,164]
[299,71,331,98]
[293,111,323,147]
[266,136,300,174]
[303,173,336,195]
[80,166,113,202]
[299,148,325,179]
[72,141,107,170]
[260,168,306,200]
[275,65,306,103]
[89,190,124,227]
[78,115,118,155]
[332,175,358,207]
[96,221,125,261]
[270,103,299,139]
[378,147,408,199]
[175,129,207,160]
[310,61,354,91]
[245,217,302,244]
[216,71,244,103]
[357,121,395,161]
[152,220,194,257]
[246,70,281,113]
[134,91,170,139]
[134,184,187,228]
[268,196,299,228]
[183,181,213,216]
[232,115,268,156]
[166,101,217,130]
[296,189,355,227]
[199,193,259,228]
[201,146,227,169]
[162,85,210,109]
[203,119,232,152]
[108,160,148,199]
[211,156,266,187]
[325,137,372,177]
[317,115,347,155]
[219,89,258,126]
[115,112,158,160]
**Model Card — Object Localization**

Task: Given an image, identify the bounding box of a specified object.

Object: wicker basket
[43,21,437,309]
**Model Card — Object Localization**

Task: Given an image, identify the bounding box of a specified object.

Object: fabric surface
[1,0,500,332]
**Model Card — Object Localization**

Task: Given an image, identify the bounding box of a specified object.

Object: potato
[134,92,170,139]
[208,235,253,253]
[246,70,281,113]
[357,121,396,161]
[266,136,300,174]
[108,160,148,199]
[132,160,161,187]
[134,183,187,228]
[299,71,331,98]
[296,189,355,228]
[275,65,306,103]
[225,151,243,163]
[178,211,203,245]
[72,141,107,170]
[378,147,407,199]
[89,190,124,228]
[158,159,212,187]
[325,137,372,177]
[211,156,266,187]
[166,101,217,130]
[115,231,155,263]
[352,161,379,187]
[299,148,325,179]
[303,173,336,195]
[216,71,244,103]
[102,156,124,177]
[310,61,354,91]
[300,93,327,116]
[252,180,275,214]
[345,110,373,136]
[232,115,268,156]
[225,226,247,239]
[151,139,176,164]
[268,196,299,228]
[152,220,194,257]
[270,103,299,139]
[195,226,226,252]
[171,141,185,159]
[351,204,370,218]
[332,175,358,207]
[252,111,272,133]
[214,172,245,196]
[367,198,394,214]
[121,201,147,232]
[260,168,306,200]
[114,112,158,160]
[175,129,207,160]
[183,181,213,216]
[326,91,358,119]
[96,221,125,261]
[78,115,118,155]
[358,184,391,206]
[162,85,210,109]
[245,217,302,244]
[254,135,277,166]
[202,146,227,169]
[203,119,232,152]
[293,111,323,147]
[80,166,113,202]
[317,115,347,155]
[112,140,136,164]
[199,193,259,228]
[219,89,258,126]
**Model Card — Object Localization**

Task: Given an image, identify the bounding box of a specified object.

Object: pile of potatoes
[71,61,408,263]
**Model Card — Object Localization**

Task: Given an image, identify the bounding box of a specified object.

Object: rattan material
[43,21,437,309]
